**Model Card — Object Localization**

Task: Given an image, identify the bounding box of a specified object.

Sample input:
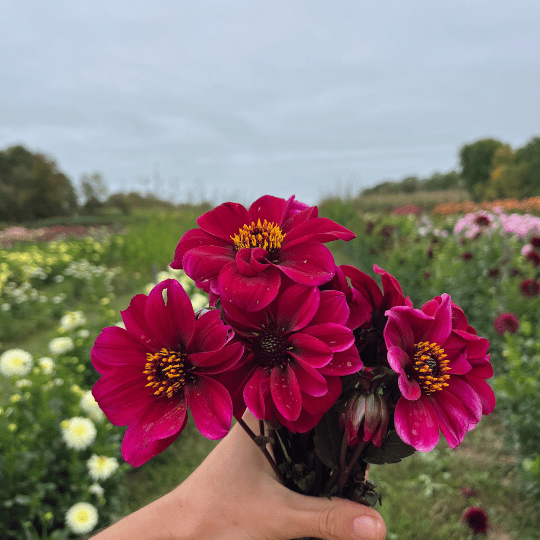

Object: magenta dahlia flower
[384,293,495,451]
[220,282,363,433]
[91,279,243,466]
[171,195,355,311]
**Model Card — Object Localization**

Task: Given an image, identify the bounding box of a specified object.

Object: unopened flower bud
[344,393,366,445]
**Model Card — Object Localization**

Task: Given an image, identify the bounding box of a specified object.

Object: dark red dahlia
[384,294,495,451]
[530,236,540,249]
[525,250,540,267]
[220,282,362,433]
[520,278,540,297]
[461,506,488,535]
[171,195,354,311]
[474,214,491,227]
[461,252,473,260]
[91,279,243,466]
[493,312,519,336]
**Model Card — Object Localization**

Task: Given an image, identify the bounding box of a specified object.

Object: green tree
[515,137,540,196]
[459,138,504,201]
[79,172,108,215]
[0,145,78,222]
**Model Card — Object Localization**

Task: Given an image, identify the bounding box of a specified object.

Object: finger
[276,489,386,540]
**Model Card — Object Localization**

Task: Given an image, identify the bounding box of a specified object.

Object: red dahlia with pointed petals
[171,195,355,311]
[220,283,363,433]
[462,506,488,535]
[384,294,495,451]
[91,279,243,466]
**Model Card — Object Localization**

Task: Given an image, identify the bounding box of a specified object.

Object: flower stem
[337,440,368,489]
[236,416,284,484]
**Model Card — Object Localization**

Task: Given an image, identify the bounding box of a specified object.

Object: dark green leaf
[363,430,415,464]
[313,409,342,469]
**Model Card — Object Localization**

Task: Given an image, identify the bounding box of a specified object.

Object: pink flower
[461,506,488,535]
[171,195,355,311]
[384,294,495,451]
[91,279,243,466]
[220,283,363,433]
[493,312,519,336]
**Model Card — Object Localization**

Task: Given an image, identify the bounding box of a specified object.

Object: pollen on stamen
[144,348,194,398]
[412,341,450,395]
[230,219,286,256]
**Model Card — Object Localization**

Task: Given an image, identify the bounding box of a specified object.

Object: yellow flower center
[144,348,195,399]
[412,341,450,395]
[231,219,285,256]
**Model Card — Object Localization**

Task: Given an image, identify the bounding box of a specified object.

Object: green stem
[236,416,284,484]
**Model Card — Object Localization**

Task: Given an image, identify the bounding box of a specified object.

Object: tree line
[363,136,540,202]
[2,136,540,224]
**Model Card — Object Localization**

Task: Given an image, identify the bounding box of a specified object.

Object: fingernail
[353,515,381,539]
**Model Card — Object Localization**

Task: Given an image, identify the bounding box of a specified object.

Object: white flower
[88,483,105,497]
[65,502,98,534]
[1,303,10,311]
[60,311,87,331]
[143,282,155,295]
[49,337,74,355]
[53,275,65,283]
[61,417,97,450]
[38,357,55,375]
[0,349,33,377]
[115,320,126,329]
[78,329,90,339]
[15,378,32,389]
[156,270,173,282]
[190,292,208,311]
[80,391,105,422]
[87,454,119,481]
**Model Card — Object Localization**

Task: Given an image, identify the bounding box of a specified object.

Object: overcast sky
[1,0,539,206]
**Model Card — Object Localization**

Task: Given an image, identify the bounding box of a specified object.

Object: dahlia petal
[275,284,320,332]
[374,265,407,310]
[219,261,281,311]
[121,407,187,467]
[121,294,163,350]
[250,247,272,272]
[248,194,288,226]
[445,377,483,426]
[235,248,260,277]
[277,242,336,286]
[461,375,496,416]
[426,293,452,345]
[92,372,152,425]
[281,205,318,234]
[243,368,272,420]
[220,299,268,332]
[188,342,244,375]
[346,289,373,330]
[291,361,329,397]
[385,306,433,347]
[468,358,494,379]
[308,290,350,327]
[385,345,409,374]
[383,309,415,352]
[197,202,250,241]
[342,265,383,310]
[185,376,233,439]
[300,323,354,352]
[270,364,302,421]
[91,326,149,374]
[428,391,468,448]
[171,229,230,269]
[398,370,422,401]
[183,245,234,283]
[283,217,355,245]
[145,280,195,350]
[288,333,333,368]
[395,395,440,451]
[188,310,229,353]
[300,376,341,416]
[317,347,363,376]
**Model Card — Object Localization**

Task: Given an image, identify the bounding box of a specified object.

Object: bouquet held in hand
[91,195,495,522]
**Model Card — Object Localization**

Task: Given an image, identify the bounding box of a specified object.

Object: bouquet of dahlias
[91,195,495,538]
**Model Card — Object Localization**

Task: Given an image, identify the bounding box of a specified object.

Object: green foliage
[515,136,540,196]
[459,138,504,201]
[0,146,78,223]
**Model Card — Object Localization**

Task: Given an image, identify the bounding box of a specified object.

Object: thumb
[281,490,386,540]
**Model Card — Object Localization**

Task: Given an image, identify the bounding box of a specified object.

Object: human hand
[91,411,386,540]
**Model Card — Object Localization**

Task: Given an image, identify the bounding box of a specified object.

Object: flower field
[1,202,540,539]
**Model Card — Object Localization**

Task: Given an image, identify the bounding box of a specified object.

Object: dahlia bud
[345,392,390,448]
